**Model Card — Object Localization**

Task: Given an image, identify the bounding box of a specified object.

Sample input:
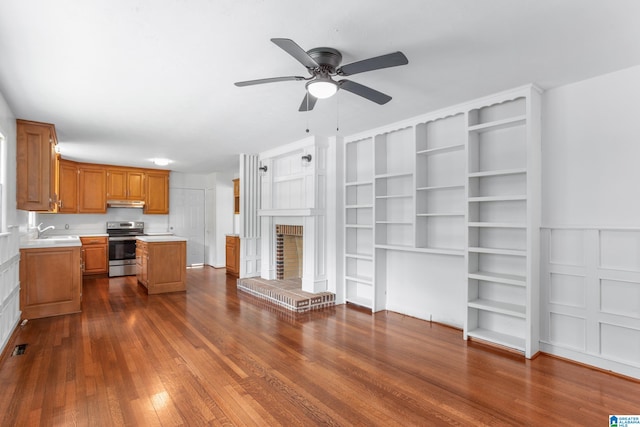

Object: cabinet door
[127,170,146,200]
[226,236,239,276]
[78,165,107,213]
[58,160,78,213]
[19,247,82,319]
[146,241,186,293]
[16,120,58,211]
[106,169,127,200]
[145,171,169,214]
[81,236,108,275]
[107,168,146,200]
[83,245,108,274]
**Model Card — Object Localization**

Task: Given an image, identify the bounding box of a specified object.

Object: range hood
[107,200,145,208]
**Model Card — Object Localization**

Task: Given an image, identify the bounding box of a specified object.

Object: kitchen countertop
[20,235,82,249]
[136,235,187,243]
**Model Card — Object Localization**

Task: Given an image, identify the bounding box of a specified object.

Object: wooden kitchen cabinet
[136,239,186,294]
[16,116,170,215]
[226,235,240,276]
[16,119,59,212]
[80,236,108,275]
[78,164,107,213]
[20,246,82,319]
[145,170,170,214]
[58,159,79,213]
[233,178,240,214]
[107,167,146,201]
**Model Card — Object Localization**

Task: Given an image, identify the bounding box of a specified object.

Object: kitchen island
[135,235,187,294]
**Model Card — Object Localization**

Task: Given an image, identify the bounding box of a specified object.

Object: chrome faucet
[36,223,55,238]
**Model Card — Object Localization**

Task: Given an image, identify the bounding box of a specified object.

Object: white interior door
[169,188,205,266]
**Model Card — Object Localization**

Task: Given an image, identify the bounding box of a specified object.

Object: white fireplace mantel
[258,209,324,217]
[258,136,329,294]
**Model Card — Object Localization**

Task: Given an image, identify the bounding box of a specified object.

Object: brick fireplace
[276,225,303,280]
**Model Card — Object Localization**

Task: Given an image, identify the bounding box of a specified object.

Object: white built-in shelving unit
[344,137,376,309]
[464,87,541,358]
[343,84,541,358]
[374,127,414,250]
[415,113,466,255]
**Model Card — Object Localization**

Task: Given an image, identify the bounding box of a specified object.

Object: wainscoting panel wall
[0,226,21,355]
[540,227,640,379]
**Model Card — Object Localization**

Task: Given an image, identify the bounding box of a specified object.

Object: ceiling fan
[234,38,409,111]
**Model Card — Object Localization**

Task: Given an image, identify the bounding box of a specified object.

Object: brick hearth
[237,277,335,313]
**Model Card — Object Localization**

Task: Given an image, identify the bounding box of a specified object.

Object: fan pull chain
[305,94,310,133]
[336,92,340,132]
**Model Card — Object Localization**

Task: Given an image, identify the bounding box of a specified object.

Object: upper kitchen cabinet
[16,119,59,211]
[145,170,169,214]
[58,159,79,213]
[106,167,145,201]
[78,164,107,213]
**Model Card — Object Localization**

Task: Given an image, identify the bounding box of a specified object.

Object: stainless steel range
[107,221,144,277]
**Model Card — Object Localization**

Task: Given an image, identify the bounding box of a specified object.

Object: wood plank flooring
[0,267,638,426]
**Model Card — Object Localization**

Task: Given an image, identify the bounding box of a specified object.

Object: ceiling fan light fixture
[306,78,337,99]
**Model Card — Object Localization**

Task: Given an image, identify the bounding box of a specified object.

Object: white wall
[540,64,640,378]
[0,91,17,228]
[542,64,640,227]
[385,251,466,327]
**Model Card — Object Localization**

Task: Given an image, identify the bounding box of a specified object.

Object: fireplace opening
[276,225,303,280]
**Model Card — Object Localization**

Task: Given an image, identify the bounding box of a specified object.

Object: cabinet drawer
[80,236,108,246]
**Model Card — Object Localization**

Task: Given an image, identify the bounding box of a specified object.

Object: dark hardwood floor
[0,267,638,426]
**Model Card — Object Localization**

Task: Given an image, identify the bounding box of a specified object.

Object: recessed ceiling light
[152,158,171,166]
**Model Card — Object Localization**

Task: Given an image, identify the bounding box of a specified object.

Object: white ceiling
[1,0,639,173]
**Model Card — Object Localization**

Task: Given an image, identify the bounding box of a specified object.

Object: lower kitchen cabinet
[136,238,186,294]
[226,235,239,276]
[20,246,82,319]
[80,236,108,276]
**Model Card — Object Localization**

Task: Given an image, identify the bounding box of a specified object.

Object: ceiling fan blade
[339,80,392,105]
[271,38,319,69]
[337,51,408,76]
[234,76,306,87]
[298,93,318,112]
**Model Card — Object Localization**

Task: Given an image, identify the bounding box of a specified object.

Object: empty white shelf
[468,271,526,287]
[468,115,526,133]
[468,299,526,318]
[468,247,526,257]
[468,168,527,178]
